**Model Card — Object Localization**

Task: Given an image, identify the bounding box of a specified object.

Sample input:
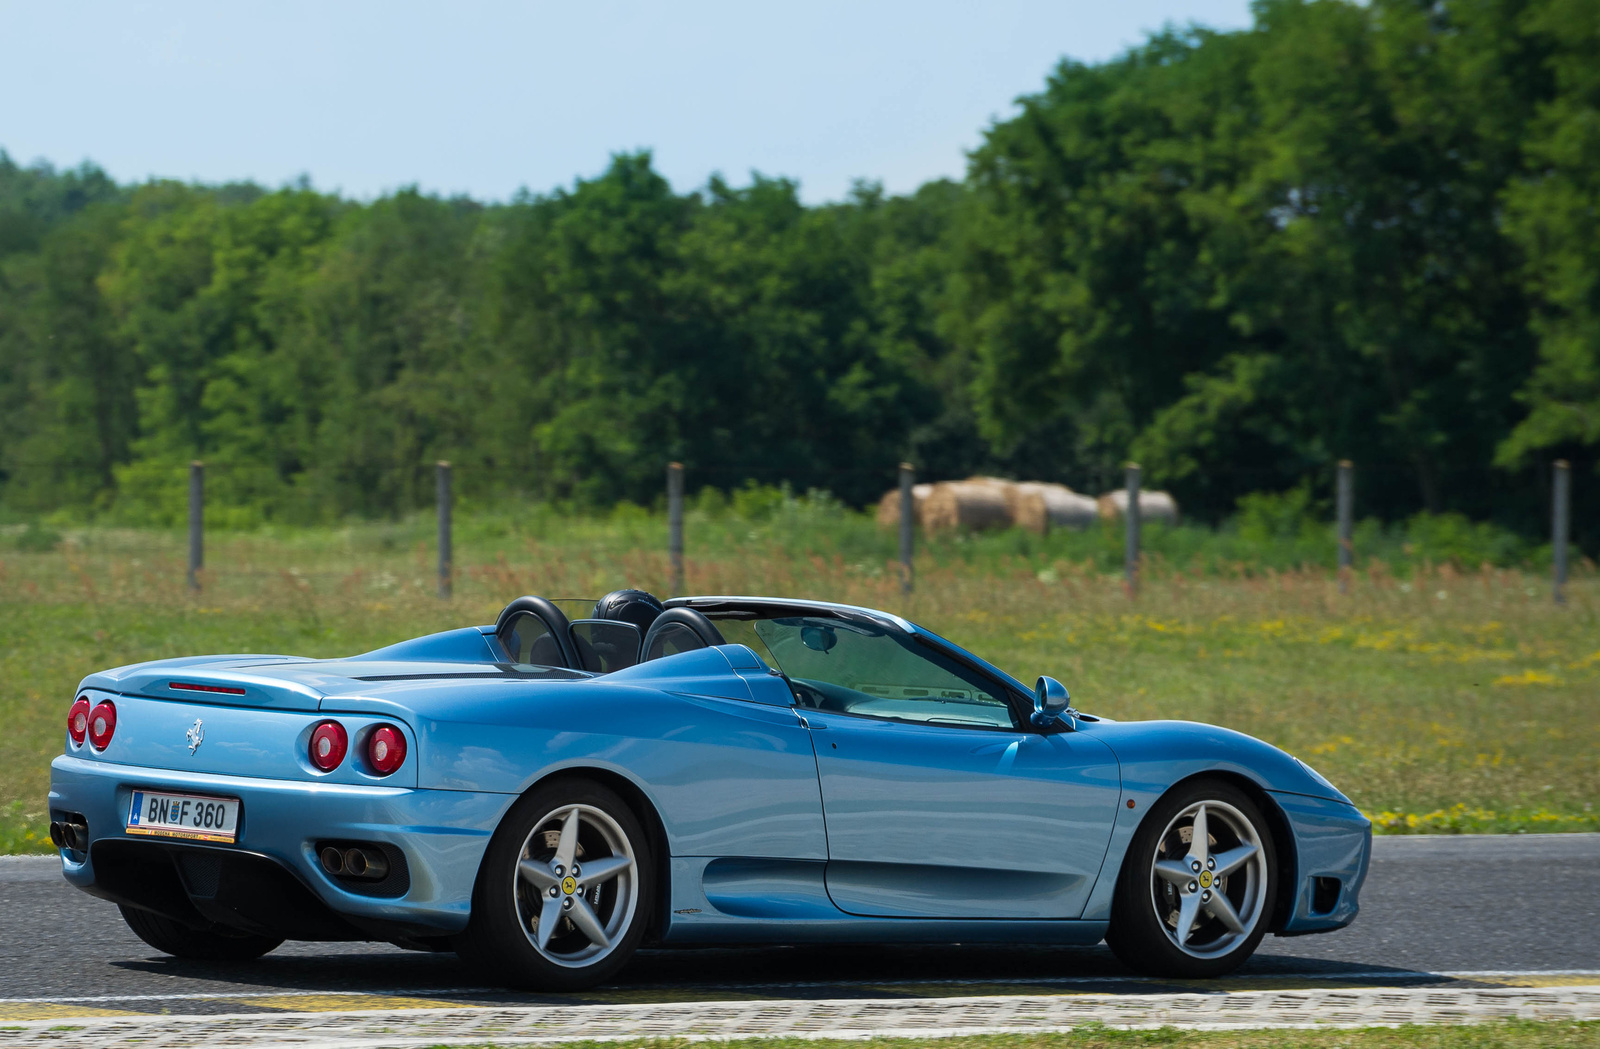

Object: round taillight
[367,725,406,776]
[87,701,117,750]
[309,721,348,771]
[68,696,91,746]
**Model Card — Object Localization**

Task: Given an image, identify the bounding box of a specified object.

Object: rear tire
[456,778,653,991]
[119,905,282,961]
[1106,779,1277,978]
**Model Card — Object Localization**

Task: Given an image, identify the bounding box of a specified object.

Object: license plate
[126,790,240,843]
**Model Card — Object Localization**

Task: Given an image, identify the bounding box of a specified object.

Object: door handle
[798,716,826,730]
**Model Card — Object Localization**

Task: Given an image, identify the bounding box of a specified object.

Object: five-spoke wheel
[1108,779,1277,977]
[514,803,638,966]
[457,779,652,989]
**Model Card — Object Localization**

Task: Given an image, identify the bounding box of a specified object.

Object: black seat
[640,607,726,662]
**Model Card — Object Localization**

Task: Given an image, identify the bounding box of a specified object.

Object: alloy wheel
[512,803,639,968]
[1147,799,1268,959]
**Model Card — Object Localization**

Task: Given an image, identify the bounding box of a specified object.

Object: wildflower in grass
[1367,803,1600,834]
[1493,669,1563,686]
[1566,650,1600,670]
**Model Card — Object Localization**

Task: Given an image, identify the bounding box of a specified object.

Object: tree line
[1,0,1596,545]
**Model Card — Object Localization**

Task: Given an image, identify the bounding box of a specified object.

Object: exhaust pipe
[319,842,388,880]
[51,818,89,852]
[342,847,389,880]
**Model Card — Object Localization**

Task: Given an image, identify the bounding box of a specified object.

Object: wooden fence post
[1337,459,1353,594]
[1125,462,1141,598]
[898,462,915,595]
[436,461,452,600]
[667,462,685,596]
[1553,459,1570,606]
[187,461,203,592]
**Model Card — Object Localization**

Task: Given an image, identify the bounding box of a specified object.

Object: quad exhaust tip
[319,843,389,881]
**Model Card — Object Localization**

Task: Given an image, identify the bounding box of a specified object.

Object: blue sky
[0,1,1252,203]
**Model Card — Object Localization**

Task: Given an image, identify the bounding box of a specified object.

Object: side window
[499,612,565,666]
[753,617,1016,730]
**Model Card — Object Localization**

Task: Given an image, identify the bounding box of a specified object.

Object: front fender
[1073,719,1368,931]
[1082,719,1349,803]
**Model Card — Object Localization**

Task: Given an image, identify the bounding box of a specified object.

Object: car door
[754,616,1122,920]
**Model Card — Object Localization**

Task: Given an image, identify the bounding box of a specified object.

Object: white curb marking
[0,985,1595,1047]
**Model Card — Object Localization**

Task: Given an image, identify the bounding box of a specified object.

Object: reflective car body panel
[49,595,1369,952]
[806,711,1120,919]
[1071,719,1366,933]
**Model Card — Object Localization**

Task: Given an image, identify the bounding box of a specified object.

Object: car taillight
[68,696,91,746]
[367,725,406,775]
[87,701,117,750]
[310,721,348,771]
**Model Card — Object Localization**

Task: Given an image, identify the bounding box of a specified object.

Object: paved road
[1,834,1595,1014]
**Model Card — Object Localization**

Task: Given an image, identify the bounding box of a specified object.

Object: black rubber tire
[1105,778,1278,978]
[456,778,654,991]
[119,905,282,961]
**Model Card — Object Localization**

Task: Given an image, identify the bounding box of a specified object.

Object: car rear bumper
[49,754,514,939]
[1269,790,1371,935]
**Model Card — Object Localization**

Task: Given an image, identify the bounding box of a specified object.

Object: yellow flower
[1492,669,1562,686]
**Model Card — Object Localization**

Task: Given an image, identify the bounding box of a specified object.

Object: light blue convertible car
[49,591,1369,989]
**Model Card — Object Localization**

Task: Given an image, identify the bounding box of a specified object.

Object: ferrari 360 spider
[49,591,1368,988]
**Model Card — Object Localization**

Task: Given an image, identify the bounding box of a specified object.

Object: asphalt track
[1,833,1595,1023]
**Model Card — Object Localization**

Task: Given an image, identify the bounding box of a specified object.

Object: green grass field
[2,503,1596,853]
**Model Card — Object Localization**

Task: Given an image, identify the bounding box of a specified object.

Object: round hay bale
[875,483,933,529]
[1096,488,1180,525]
[1008,487,1049,535]
[1010,482,1099,533]
[922,480,1013,533]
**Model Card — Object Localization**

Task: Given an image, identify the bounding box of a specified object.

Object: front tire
[456,778,653,991]
[1106,779,1277,978]
[119,905,282,961]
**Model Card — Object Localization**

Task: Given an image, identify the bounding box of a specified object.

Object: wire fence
[131,457,1575,606]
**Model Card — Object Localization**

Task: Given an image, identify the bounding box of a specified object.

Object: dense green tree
[1,0,1597,548]
[0,201,135,509]
[950,0,1551,522]
[1499,0,1600,477]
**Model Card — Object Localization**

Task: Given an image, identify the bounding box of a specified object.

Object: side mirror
[1032,676,1072,728]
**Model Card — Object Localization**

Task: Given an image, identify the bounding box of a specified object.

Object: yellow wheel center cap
[1199,870,1213,888]
[562,876,577,895]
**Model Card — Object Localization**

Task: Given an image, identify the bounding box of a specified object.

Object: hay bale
[875,483,933,528]
[1008,487,1049,535]
[922,480,1014,533]
[1009,482,1099,534]
[1097,488,1180,525]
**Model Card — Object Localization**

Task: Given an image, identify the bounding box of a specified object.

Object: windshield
[717,614,1018,730]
